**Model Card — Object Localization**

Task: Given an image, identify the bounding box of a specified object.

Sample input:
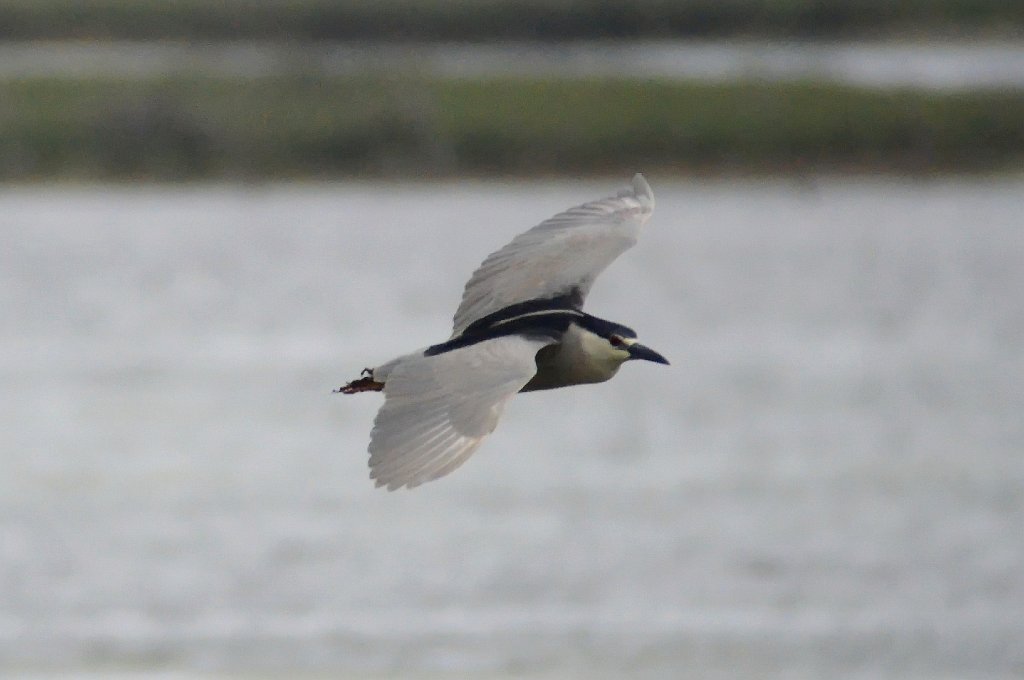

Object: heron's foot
[334,368,384,394]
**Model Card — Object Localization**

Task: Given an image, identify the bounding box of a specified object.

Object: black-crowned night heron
[338,174,668,490]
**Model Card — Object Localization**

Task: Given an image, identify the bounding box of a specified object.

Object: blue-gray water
[2,40,1024,90]
[1,178,1022,678]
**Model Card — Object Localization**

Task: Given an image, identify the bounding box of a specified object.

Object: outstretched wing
[368,335,554,490]
[451,173,655,336]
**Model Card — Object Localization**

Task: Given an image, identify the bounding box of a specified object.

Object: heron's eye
[609,335,624,347]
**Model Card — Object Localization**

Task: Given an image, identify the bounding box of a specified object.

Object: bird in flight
[337,174,668,490]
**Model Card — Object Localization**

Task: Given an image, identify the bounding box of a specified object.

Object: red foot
[334,368,384,394]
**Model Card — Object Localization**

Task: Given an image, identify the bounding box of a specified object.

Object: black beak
[628,343,670,365]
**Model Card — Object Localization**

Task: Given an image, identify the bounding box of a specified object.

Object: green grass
[2,75,1023,180]
[0,0,1022,40]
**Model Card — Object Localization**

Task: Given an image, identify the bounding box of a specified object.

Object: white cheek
[594,339,630,363]
[573,327,631,366]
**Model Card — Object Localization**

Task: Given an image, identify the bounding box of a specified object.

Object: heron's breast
[521,340,622,392]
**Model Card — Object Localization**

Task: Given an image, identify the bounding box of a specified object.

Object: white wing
[368,335,554,490]
[451,173,655,336]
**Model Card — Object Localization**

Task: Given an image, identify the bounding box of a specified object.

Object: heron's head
[577,319,670,368]
[606,331,670,366]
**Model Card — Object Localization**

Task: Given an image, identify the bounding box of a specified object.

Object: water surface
[2,40,1023,89]
[1,178,1022,678]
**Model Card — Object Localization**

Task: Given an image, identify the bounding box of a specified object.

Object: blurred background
[1,2,1022,678]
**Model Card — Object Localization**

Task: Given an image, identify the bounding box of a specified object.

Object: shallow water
[1,177,1022,678]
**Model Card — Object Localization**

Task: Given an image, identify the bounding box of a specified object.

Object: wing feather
[451,173,655,336]
[368,335,554,490]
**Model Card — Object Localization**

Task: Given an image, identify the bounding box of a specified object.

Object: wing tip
[371,470,415,491]
[631,173,654,207]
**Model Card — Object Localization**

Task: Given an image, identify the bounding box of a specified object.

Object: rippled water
[1,177,1022,678]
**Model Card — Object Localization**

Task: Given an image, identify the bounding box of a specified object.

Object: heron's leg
[334,368,384,394]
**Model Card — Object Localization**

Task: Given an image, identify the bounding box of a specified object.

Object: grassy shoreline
[2,75,1022,181]
[1,0,1022,41]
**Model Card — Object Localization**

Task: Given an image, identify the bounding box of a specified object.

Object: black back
[424,290,636,357]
